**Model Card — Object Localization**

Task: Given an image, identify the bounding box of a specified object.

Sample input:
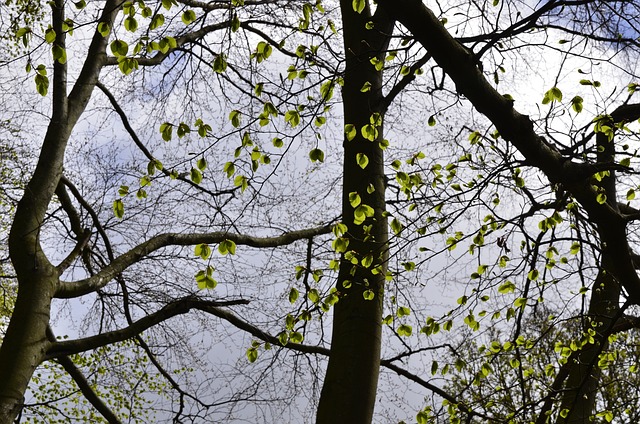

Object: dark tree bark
[316,3,394,423]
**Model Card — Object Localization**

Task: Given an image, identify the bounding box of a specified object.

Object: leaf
[398,324,412,336]
[45,27,56,44]
[320,81,335,101]
[361,124,378,141]
[570,242,581,254]
[284,110,300,127]
[150,14,165,30]
[246,347,258,363]
[353,204,374,225]
[190,167,202,184]
[110,40,129,57]
[213,54,227,73]
[218,239,237,255]
[498,281,515,294]
[309,148,325,163]
[349,192,361,208]
[288,287,299,303]
[571,95,583,113]
[308,289,320,304]
[363,289,375,300]
[124,16,138,32]
[345,124,357,141]
[356,153,369,169]
[223,162,235,178]
[181,9,196,24]
[542,86,562,104]
[194,243,211,260]
[390,217,403,235]
[113,199,124,219]
[229,110,241,127]
[97,22,111,37]
[352,0,365,13]
[52,46,67,64]
[197,157,207,171]
[428,115,436,126]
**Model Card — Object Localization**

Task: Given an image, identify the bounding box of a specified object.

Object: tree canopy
[1,0,640,423]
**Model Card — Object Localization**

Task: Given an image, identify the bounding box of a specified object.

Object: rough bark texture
[315,3,393,423]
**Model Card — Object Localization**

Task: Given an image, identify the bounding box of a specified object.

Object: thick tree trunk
[558,127,623,424]
[0,1,117,420]
[316,3,393,423]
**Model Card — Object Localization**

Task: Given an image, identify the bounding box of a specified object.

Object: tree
[2,0,640,423]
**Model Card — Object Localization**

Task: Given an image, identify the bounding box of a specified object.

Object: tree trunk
[316,3,393,423]
[0,0,117,420]
[558,128,622,424]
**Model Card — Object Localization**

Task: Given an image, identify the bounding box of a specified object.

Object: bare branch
[56,224,333,298]
[46,298,250,358]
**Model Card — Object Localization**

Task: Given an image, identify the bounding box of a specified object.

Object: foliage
[0,0,640,422]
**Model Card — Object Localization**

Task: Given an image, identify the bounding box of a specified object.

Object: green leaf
[284,110,300,127]
[197,157,207,171]
[246,347,258,363]
[320,81,335,101]
[308,288,320,304]
[349,192,361,208]
[194,243,211,260]
[353,204,374,225]
[223,162,235,178]
[596,192,607,204]
[345,124,357,141]
[213,54,227,73]
[309,148,325,163]
[218,239,237,255]
[110,40,129,57]
[398,324,412,336]
[498,281,515,294]
[150,14,165,30]
[542,86,562,104]
[363,289,375,300]
[34,72,49,96]
[571,95,583,113]
[290,331,303,343]
[361,124,378,141]
[288,287,299,303]
[234,175,248,191]
[195,266,216,289]
[229,110,241,128]
[124,16,138,32]
[570,242,581,254]
[45,27,56,44]
[390,217,403,235]
[113,199,124,219]
[181,9,196,24]
[627,188,636,200]
[52,46,67,64]
[356,153,369,169]
[428,115,436,126]
[352,0,365,13]
[190,167,202,184]
[97,22,111,37]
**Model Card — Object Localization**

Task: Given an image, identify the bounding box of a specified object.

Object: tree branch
[55,224,333,298]
[46,298,250,358]
[377,0,640,304]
